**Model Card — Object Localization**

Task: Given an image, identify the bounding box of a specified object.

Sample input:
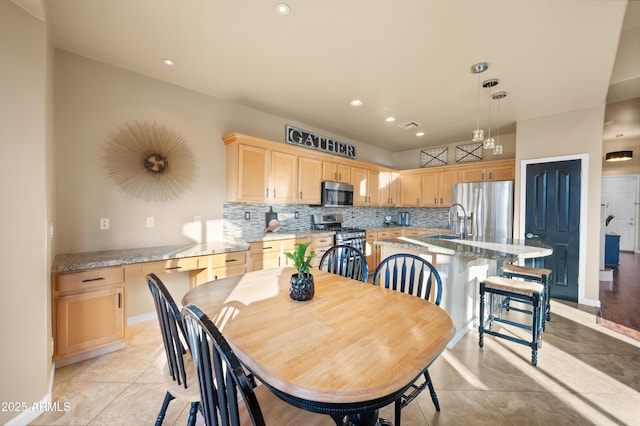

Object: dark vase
[289,273,314,301]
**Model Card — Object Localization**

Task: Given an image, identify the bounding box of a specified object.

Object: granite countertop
[375,235,552,262]
[52,241,250,272]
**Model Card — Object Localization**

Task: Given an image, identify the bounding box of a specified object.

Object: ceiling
[38,1,640,152]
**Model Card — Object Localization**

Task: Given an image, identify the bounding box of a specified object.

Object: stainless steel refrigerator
[450,180,514,243]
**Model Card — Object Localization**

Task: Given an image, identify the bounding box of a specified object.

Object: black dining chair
[372,253,444,426]
[147,273,201,426]
[181,304,337,426]
[319,244,368,282]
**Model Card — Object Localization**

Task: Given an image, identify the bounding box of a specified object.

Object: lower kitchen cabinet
[53,266,125,364]
[310,234,334,269]
[248,238,310,271]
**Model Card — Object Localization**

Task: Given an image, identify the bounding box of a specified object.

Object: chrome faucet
[448,203,467,239]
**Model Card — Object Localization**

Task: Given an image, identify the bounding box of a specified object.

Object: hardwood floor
[598,251,640,340]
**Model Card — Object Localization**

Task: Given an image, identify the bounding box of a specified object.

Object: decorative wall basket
[103,121,196,202]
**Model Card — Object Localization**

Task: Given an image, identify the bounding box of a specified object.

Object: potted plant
[285,241,316,301]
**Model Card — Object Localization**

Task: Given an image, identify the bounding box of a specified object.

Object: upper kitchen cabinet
[400,168,456,207]
[322,160,351,183]
[224,133,301,203]
[380,169,399,206]
[226,143,270,202]
[298,156,322,204]
[270,150,297,203]
[399,171,421,207]
[457,159,515,183]
[351,166,380,206]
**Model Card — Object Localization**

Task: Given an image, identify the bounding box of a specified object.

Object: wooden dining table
[182,266,455,425]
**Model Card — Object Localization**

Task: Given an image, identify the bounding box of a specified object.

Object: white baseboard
[127,312,156,325]
[5,362,55,426]
[578,297,601,308]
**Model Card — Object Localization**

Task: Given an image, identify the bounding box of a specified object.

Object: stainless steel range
[311,213,366,251]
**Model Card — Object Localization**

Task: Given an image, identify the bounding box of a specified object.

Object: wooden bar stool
[479,276,545,366]
[502,264,552,324]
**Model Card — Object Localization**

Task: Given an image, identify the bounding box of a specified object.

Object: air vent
[397,121,421,129]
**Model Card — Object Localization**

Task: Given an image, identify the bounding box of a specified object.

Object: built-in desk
[51,242,249,366]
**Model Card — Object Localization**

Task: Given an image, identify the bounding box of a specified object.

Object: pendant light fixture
[482,78,498,150]
[470,62,488,142]
[492,91,507,155]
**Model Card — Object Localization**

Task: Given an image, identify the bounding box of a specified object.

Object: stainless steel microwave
[320,181,354,207]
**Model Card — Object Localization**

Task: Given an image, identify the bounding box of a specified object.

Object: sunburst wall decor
[103,121,196,202]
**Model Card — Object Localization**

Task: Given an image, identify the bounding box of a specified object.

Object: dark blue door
[525,160,581,302]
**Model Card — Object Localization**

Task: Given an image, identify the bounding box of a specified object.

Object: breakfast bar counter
[375,236,552,347]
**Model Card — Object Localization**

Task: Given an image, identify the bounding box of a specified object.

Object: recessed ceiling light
[162,58,174,66]
[350,99,363,107]
[385,117,396,122]
[276,3,289,15]
[416,131,425,137]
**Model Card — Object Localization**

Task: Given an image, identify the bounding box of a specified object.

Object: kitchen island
[375,235,552,347]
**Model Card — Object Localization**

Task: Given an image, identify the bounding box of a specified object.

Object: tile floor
[32,299,640,426]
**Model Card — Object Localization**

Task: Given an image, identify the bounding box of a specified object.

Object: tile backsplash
[224,202,449,236]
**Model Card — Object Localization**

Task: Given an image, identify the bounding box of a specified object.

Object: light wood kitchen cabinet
[310,234,334,268]
[380,170,399,206]
[228,144,270,202]
[322,161,351,183]
[193,251,247,283]
[298,156,322,204]
[249,241,284,271]
[457,160,515,183]
[419,170,457,207]
[420,172,439,207]
[351,166,381,206]
[365,232,378,272]
[402,228,427,237]
[399,171,422,207]
[248,237,311,271]
[53,266,125,362]
[389,228,403,238]
[270,150,297,203]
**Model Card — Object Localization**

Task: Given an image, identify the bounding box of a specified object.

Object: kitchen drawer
[403,229,425,236]
[249,241,282,254]
[250,252,282,270]
[310,235,334,248]
[389,229,403,238]
[282,238,310,252]
[126,256,203,279]
[56,266,124,294]
[377,230,390,239]
[207,251,247,269]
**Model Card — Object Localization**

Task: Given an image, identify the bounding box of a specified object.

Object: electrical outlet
[245,211,250,220]
[100,217,110,230]
[351,212,355,218]
[294,211,299,219]
[146,217,155,228]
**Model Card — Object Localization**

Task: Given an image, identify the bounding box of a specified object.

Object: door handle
[526,233,539,239]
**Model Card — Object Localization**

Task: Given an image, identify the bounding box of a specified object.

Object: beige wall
[55,51,393,254]
[0,2,54,424]
[514,106,606,304]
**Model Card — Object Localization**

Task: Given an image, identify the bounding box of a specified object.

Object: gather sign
[285,125,356,159]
